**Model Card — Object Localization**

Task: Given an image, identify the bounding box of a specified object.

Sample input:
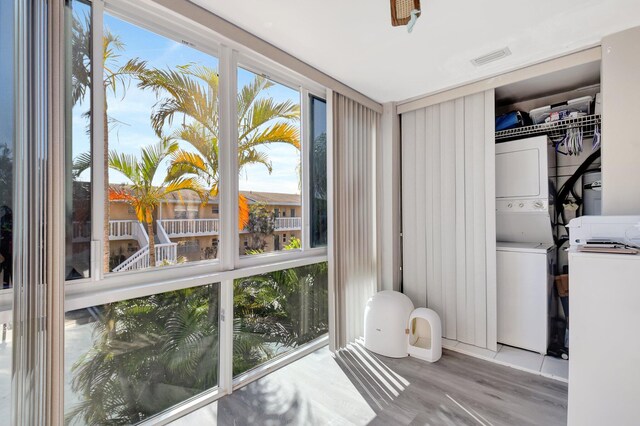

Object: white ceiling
[191,0,640,103]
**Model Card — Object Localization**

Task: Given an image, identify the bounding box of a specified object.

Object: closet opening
[493,61,602,368]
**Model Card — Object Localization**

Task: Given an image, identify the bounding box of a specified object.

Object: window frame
[234,56,325,268]
[62,0,331,423]
[67,0,328,290]
[307,94,329,249]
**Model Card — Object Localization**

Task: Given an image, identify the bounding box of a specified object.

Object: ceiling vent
[471,47,512,67]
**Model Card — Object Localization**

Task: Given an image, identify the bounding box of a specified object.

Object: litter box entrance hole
[409,317,432,350]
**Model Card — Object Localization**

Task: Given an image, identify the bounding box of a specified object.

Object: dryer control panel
[496,198,548,213]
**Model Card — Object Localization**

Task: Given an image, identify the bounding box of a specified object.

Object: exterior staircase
[112,221,178,272]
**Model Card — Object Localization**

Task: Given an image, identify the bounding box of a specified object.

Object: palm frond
[163,177,206,203]
[238,149,272,174]
[71,12,92,106]
[167,149,210,180]
[178,63,220,100]
[137,67,216,136]
[239,98,300,142]
[102,28,124,64]
[237,75,273,125]
[108,151,140,184]
[105,58,148,98]
[139,138,177,184]
[72,151,92,178]
[242,121,300,150]
[171,123,216,160]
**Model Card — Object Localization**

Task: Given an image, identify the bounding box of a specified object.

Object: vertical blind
[401,90,497,350]
[12,0,52,423]
[330,92,380,350]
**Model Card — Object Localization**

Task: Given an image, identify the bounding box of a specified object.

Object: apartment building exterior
[72,189,302,275]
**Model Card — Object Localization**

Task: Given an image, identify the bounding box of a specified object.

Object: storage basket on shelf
[529,96,593,125]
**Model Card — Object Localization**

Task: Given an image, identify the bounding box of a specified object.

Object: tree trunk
[103,98,110,272]
[147,220,156,267]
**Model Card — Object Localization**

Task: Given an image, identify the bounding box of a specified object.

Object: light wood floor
[172,341,567,425]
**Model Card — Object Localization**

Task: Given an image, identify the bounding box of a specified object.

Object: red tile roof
[105,183,301,206]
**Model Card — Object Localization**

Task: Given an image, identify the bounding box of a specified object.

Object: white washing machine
[495,135,556,245]
[496,242,555,355]
[496,136,557,355]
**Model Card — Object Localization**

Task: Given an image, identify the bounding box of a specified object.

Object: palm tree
[108,138,204,267]
[66,285,220,424]
[232,261,329,374]
[66,261,327,423]
[71,12,147,271]
[136,64,300,229]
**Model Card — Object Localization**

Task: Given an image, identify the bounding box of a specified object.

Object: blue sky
[73,5,301,194]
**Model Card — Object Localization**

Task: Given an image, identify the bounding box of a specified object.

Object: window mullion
[218,278,234,395]
[301,89,311,251]
[218,45,238,395]
[90,0,105,282]
[326,89,337,352]
[218,45,238,270]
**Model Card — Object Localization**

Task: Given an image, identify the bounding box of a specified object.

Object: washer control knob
[518,203,524,208]
[533,201,544,209]
[507,203,513,208]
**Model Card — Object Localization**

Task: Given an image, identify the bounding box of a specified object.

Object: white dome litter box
[364,290,442,362]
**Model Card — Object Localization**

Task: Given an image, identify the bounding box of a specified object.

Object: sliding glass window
[67,0,92,280]
[309,96,327,248]
[0,0,13,417]
[233,262,328,377]
[237,68,302,256]
[66,4,223,277]
[64,2,226,423]
[65,283,220,424]
[102,12,221,273]
[63,0,328,422]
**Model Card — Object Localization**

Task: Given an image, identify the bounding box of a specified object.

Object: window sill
[65,253,328,311]
[139,387,225,426]
[136,335,328,426]
[236,246,327,269]
[232,334,329,391]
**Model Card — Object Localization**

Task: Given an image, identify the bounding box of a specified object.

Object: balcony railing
[112,242,178,272]
[110,220,132,239]
[72,220,148,244]
[274,217,302,231]
[74,217,302,247]
[158,219,220,237]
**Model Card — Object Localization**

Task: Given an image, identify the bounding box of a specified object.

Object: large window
[67,4,223,277]
[67,0,92,280]
[237,68,302,257]
[64,283,220,424]
[65,7,326,277]
[309,96,327,247]
[63,0,328,422]
[233,262,328,377]
[102,13,221,273]
[0,0,14,418]
[0,0,14,290]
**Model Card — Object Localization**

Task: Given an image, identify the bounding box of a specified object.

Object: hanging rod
[495,114,601,141]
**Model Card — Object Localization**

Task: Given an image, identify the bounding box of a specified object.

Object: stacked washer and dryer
[495,135,556,355]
